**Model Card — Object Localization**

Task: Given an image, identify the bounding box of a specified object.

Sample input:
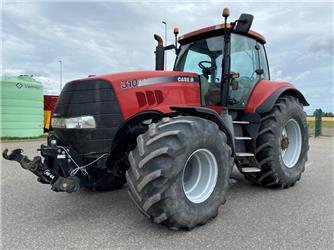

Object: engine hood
[64,70,201,122]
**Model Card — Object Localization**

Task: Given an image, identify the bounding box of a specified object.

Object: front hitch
[3,148,80,193]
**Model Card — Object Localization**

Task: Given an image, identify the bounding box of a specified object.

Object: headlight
[52,116,96,129]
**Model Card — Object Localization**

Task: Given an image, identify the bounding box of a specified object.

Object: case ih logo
[16,83,23,89]
[177,76,195,82]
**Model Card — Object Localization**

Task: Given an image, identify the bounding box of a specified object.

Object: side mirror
[235,13,253,33]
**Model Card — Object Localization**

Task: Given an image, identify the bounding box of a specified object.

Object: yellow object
[44,110,52,129]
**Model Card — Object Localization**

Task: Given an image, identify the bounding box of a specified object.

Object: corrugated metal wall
[1,76,44,138]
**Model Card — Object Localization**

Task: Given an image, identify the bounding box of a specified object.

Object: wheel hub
[280,136,289,150]
[182,149,218,204]
[280,119,302,168]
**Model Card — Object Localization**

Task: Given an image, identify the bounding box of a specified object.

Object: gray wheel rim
[280,119,302,168]
[182,148,218,203]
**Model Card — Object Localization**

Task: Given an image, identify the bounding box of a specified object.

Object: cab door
[229,34,270,109]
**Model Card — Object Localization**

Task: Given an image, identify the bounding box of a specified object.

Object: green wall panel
[1,76,43,137]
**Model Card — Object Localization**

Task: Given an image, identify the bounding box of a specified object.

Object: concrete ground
[308,127,334,137]
[1,136,333,249]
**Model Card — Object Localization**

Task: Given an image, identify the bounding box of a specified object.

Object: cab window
[174,33,267,108]
[177,35,224,84]
[229,34,258,108]
[183,50,211,78]
[258,44,270,80]
[175,36,224,105]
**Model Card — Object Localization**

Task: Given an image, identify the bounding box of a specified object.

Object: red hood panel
[76,71,201,120]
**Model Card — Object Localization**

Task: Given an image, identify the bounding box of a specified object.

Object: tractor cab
[156,10,269,110]
[174,31,269,109]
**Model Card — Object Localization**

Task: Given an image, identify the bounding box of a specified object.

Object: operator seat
[200,74,220,105]
[229,77,252,106]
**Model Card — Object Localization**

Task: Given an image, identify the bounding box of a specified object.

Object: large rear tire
[126,116,234,230]
[243,96,309,188]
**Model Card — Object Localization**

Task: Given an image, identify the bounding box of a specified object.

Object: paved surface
[1,137,333,249]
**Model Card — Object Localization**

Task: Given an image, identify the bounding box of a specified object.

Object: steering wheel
[198,61,217,75]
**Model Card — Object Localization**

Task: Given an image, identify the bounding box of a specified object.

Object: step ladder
[233,121,250,125]
[235,136,252,140]
[239,167,261,173]
[233,121,261,173]
[235,152,261,173]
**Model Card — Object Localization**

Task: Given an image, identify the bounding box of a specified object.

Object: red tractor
[3,9,309,230]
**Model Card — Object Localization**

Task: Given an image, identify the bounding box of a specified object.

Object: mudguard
[170,106,235,153]
[246,80,309,114]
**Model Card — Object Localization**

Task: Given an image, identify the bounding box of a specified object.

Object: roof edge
[179,23,266,44]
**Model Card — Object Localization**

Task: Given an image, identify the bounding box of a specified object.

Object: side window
[258,44,270,79]
[174,36,224,106]
[231,34,257,81]
[229,34,258,108]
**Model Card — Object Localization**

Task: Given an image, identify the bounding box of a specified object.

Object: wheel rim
[182,149,218,203]
[280,119,302,168]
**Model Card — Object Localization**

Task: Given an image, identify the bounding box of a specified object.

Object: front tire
[243,96,309,188]
[126,116,234,230]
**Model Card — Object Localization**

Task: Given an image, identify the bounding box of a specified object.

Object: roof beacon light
[173,27,179,35]
[173,27,180,53]
[222,8,230,18]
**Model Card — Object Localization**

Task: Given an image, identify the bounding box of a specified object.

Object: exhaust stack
[154,34,165,70]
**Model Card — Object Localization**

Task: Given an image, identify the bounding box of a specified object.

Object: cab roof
[178,23,266,45]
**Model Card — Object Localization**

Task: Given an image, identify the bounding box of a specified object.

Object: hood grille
[53,79,123,154]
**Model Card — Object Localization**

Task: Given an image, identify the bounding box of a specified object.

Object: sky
[1,0,333,114]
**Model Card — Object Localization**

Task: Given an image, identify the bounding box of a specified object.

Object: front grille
[53,79,123,154]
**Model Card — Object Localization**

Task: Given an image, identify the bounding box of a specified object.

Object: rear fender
[246,80,309,114]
